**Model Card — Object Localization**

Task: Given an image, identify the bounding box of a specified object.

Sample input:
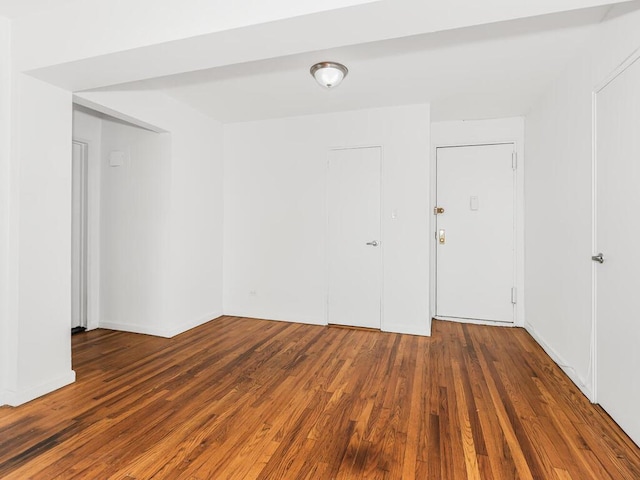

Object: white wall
[525,3,640,398]
[99,119,172,335]
[76,90,224,337]
[1,84,222,405]
[72,108,102,330]
[0,15,11,405]
[224,104,431,336]
[431,117,526,325]
[2,73,75,406]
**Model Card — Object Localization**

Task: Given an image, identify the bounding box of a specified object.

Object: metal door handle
[592,253,604,264]
[366,241,379,247]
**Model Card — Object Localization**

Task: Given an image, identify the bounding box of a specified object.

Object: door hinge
[512,152,517,170]
[511,287,517,304]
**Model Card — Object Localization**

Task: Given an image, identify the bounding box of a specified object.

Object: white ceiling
[0,0,80,18]
[4,0,635,123]
[95,5,613,123]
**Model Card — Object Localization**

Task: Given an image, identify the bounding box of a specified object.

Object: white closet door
[327,147,381,329]
[595,56,640,446]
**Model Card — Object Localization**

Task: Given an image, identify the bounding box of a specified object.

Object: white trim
[72,136,101,332]
[3,370,76,407]
[323,152,330,327]
[4,71,22,409]
[219,313,325,327]
[433,141,521,327]
[590,89,599,404]
[328,144,384,151]
[72,140,89,330]
[73,96,166,133]
[525,321,593,400]
[594,46,640,94]
[99,321,174,338]
[429,137,438,323]
[435,141,516,149]
[382,321,430,337]
[436,315,515,327]
[591,46,640,405]
[162,312,224,338]
[100,312,223,339]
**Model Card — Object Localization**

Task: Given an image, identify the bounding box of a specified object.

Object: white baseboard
[223,312,431,336]
[3,370,76,407]
[524,321,593,400]
[99,321,171,338]
[163,312,223,338]
[100,311,223,338]
[435,316,515,328]
[222,311,326,327]
[383,320,431,337]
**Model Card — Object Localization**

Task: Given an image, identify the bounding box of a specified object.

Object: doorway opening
[71,140,89,334]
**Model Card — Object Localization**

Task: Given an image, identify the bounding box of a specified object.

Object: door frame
[591,46,640,404]
[72,140,89,330]
[431,141,524,327]
[324,145,384,329]
[72,137,100,332]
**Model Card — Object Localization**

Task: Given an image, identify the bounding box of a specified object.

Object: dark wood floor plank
[1,317,640,479]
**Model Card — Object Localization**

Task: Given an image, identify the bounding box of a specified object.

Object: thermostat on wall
[109,150,126,167]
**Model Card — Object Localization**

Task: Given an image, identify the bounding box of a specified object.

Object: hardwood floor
[1,317,639,479]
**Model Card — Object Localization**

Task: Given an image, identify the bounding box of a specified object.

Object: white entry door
[595,55,640,446]
[436,143,515,323]
[327,147,381,329]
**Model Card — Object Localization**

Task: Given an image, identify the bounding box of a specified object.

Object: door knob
[438,229,445,244]
[592,253,604,264]
[366,241,379,247]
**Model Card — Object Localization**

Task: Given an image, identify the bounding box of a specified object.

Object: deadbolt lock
[434,207,445,215]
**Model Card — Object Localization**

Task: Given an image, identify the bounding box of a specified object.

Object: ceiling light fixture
[310,61,349,89]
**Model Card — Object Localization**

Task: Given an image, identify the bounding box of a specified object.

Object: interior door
[595,55,640,446]
[436,143,515,323]
[71,141,88,331]
[327,147,381,329]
